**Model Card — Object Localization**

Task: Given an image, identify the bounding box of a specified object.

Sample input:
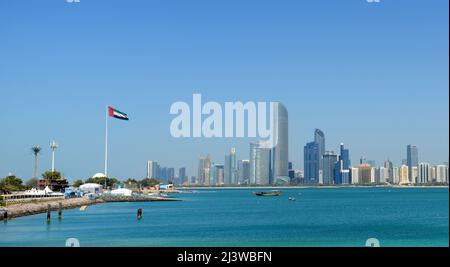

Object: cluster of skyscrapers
[194,103,290,186]
[303,131,448,185]
[147,104,448,186]
[146,160,187,184]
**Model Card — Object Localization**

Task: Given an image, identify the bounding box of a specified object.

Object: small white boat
[79,205,88,211]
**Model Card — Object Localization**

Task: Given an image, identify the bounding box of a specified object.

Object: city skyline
[0,0,448,180]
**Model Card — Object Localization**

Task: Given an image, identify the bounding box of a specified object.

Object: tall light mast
[50,140,58,172]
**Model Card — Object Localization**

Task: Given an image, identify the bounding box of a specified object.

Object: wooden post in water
[47,204,51,222]
[58,202,62,220]
[137,208,142,220]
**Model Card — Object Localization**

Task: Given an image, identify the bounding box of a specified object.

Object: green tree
[0,175,25,193]
[31,145,42,179]
[25,177,38,189]
[42,171,62,181]
[73,179,84,187]
[140,178,160,187]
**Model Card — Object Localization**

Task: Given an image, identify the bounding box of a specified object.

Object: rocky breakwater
[0,197,103,220]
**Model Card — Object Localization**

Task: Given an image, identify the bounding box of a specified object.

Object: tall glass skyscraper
[238,159,250,184]
[339,143,351,169]
[224,148,237,185]
[407,145,419,182]
[323,151,337,184]
[250,142,271,185]
[314,129,325,175]
[304,141,320,184]
[272,102,289,184]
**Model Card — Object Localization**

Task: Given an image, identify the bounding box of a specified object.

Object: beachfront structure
[110,188,132,196]
[0,186,64,205]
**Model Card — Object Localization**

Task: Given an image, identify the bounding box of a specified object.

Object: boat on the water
[79,205,88,211]
[253,190,282,196]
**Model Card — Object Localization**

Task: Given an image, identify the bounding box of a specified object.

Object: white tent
[110,188,132,196]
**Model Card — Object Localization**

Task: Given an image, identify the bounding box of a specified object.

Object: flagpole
[104,106,108,188]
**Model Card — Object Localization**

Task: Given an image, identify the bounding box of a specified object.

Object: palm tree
[31,145,42,179]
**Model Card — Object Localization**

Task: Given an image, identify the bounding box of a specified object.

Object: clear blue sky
[0,0,448,181]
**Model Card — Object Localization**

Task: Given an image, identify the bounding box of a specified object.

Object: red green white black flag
[108,106,129,120]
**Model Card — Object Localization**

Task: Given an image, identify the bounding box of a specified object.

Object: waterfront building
[314,129,325,175]
[339,143,351,169]
[288,162,295,182]
[399,165,409,184]
[323,151,337,184]
[407,145,419,181]
[304,141,320,184]
[224,148,238,185]
[418,162,431,184]
[215,164,225,185]
[250,141,271,185]
[412,166,418,184]
[178,167,186,184]
[358,164,371,184]
[351,167,359,184]
[384,160,394,182]
[436,165,448,183]
[370,167,376,183]
[272,102,289,184]
[393,167,399,184]
[238,159,250,184]
[198,156,205,184]
[147,161,159,179]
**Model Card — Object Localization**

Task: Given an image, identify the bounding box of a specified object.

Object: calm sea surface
[0,188,448,247]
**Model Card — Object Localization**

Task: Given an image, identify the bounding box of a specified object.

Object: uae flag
[108,106,129,120]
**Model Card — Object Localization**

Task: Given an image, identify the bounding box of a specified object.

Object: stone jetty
[1,197,102,221]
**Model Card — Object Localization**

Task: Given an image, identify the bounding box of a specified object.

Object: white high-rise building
[436,165,448,183]
[393,167,399,184]
[147,161,159,179]
[250,141,271,185]
[418,162,430,183]
[351,167,359,184]
[370,167,376,183]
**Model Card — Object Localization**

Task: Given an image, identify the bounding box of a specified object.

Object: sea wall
[0,197,102,221]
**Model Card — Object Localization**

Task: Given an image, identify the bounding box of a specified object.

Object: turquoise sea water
[0,188,448,247]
